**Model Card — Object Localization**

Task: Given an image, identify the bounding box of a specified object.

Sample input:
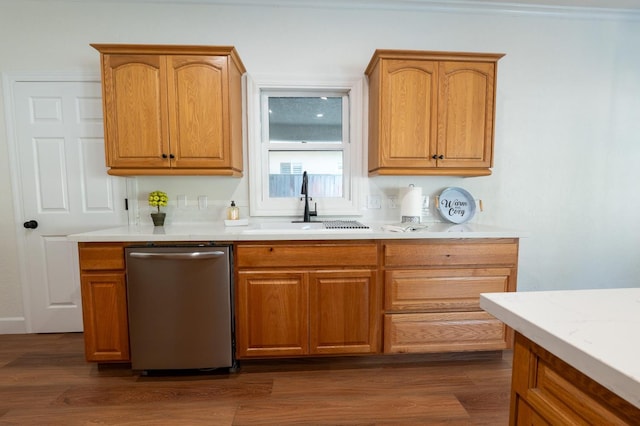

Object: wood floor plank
[0,384,69,410]
[269,366,476,398]
[233,394,470,425]
[54,379,273,407]
[1,401,238,425]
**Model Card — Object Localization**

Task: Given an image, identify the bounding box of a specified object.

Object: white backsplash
[130,174,486,226]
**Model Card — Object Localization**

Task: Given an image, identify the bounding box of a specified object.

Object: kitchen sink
[241,221,326,234]
[241,220,370,234]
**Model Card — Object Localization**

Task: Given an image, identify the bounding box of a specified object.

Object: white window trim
[247,75,364,218]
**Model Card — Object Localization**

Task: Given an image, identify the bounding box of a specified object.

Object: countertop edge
[67,222,526,242]
[480,291,640,410]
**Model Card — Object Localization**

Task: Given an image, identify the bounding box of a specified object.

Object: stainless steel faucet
[301,171,317,222]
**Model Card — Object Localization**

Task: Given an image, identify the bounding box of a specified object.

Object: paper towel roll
[401,185,422,223]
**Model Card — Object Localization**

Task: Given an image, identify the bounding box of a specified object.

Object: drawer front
[512,334,640,425]
[236,243,378,268]
[78,243,126,271]
[385,268,510,311]
[383,311,507,353]
[514,398,550,425]
[383,239,518,267]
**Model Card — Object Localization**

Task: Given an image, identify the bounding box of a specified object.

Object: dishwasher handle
[129,251,226,260]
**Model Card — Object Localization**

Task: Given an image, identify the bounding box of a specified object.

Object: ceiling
[88,0,640,10]
[465,0,640,9]
[231,0,640,11]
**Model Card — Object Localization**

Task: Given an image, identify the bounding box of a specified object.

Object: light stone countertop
[480,288,640,409]
[67,221,523,242]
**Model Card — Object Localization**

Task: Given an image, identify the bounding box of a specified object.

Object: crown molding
[49,0,640,20]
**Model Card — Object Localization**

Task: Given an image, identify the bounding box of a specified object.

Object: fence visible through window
[269,174,343,198]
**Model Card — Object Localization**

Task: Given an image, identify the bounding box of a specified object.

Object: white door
[9,78,128,332]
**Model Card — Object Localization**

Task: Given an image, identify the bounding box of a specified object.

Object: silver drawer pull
[129,251,225,260]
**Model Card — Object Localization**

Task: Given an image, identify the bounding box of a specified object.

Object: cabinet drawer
[383,240,518,267]
[527,363,632,425]
[384,311,507,353]
[512,334,640,425]
[514,398,549,425]
[385,268,510,311]
[236,243,378,268]
[78,243,126,271]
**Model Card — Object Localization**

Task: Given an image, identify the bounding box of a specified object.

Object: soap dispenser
[226,201,240,220]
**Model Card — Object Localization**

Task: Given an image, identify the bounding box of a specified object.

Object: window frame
[247,76,364,218]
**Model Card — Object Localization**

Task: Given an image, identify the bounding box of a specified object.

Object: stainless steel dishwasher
[125,244,234,372]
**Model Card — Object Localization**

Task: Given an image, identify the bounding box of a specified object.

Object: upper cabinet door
[102,54,170,168]
[379,59,438,169]
[166,55,229,169]
[437,61,496,169]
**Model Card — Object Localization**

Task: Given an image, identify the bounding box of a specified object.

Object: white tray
[224,218,249,227]
[437,187,476,224]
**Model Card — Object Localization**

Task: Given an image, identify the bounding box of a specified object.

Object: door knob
[23,220,38,229]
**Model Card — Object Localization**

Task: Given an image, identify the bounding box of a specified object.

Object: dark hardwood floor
[0,333,512,425]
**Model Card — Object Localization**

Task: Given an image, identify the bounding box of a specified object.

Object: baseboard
[0,317,27,334]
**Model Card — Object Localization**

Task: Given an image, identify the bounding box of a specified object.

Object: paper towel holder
[401,184,422,224]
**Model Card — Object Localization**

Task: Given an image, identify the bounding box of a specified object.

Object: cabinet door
[309,270,379,355]
[236,271,308,358]
[80,272,130,362]
[376,59,438,170]
[102,54,170,168]
[437,61,496,168]
[166,55,230,168]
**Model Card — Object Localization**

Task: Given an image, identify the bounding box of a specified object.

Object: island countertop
[480,288,640,409]
[67,221,523,242]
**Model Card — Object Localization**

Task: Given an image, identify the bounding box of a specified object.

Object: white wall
[2,0,640,324]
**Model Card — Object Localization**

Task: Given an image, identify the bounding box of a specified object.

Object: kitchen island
[480,288,640,424]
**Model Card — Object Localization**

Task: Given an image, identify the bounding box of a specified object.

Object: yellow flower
[149,191,168,210]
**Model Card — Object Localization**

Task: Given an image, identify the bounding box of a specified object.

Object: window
[248,77,363,217]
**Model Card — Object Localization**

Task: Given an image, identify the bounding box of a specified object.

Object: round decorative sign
[437,187,476,224]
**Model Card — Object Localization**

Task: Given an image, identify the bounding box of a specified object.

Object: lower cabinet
[382,239,519,354]
[78,238,520,363]
[78,242,130,362]
[235,242,379,358]
[510,333,640,425]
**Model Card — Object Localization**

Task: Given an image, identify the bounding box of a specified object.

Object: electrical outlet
[367,195,381,209]
[177,194,187,208]
[198,195,207,210]
[388,195,398,209]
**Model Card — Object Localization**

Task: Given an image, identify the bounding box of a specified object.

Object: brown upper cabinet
[365,50,504,176]
[91,44,246,176]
